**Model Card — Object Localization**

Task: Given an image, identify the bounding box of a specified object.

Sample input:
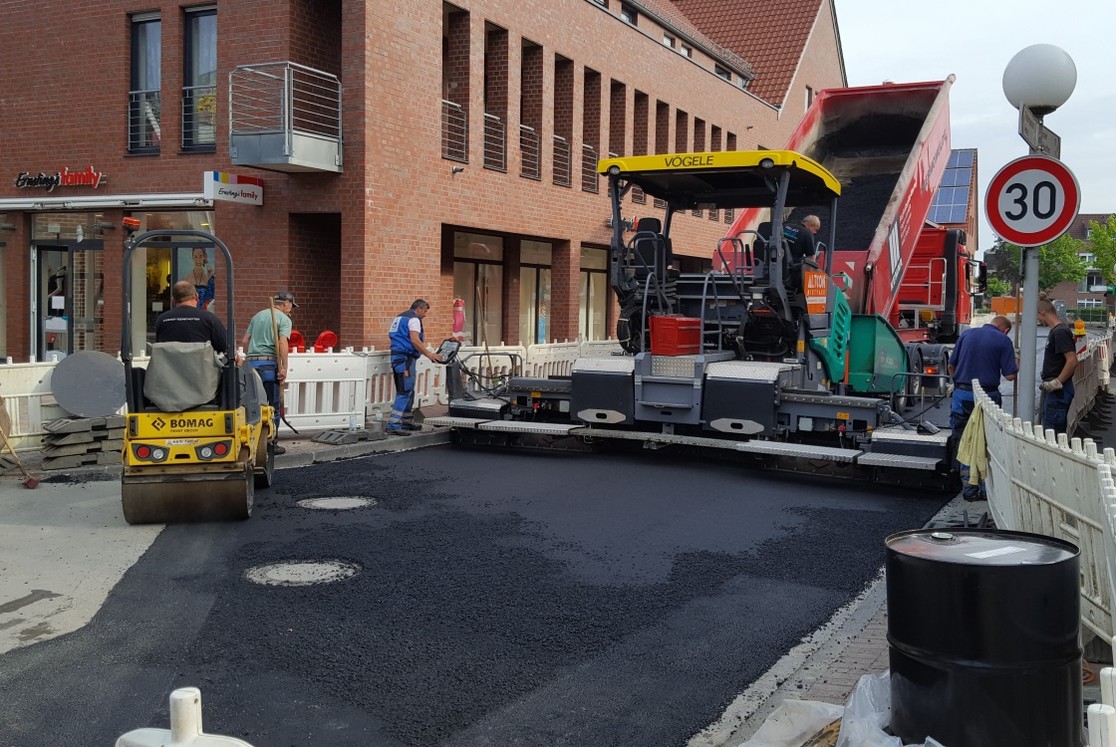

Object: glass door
[34,242,105,361]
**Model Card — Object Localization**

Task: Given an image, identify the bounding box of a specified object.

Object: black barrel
[886,528,1082,747]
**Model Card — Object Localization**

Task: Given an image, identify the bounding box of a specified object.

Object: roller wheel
[121,461,254,525]
[255,432,275,488]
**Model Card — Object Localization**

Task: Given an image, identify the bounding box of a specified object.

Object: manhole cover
[244,560,361,587]
[297,496,377,510]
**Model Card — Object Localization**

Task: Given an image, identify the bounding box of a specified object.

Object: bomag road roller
[120,228,274,524]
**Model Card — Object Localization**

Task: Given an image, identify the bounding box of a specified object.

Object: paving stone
[43,428,125,446]
[41,440,124,458]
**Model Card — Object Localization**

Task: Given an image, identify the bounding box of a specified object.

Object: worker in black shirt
[154,280,228,353]
[1037,298,1078,433]
[783,215,821,263]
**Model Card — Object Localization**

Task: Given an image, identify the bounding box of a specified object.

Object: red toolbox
[649,315,702,356]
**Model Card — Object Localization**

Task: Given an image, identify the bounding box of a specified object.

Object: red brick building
[0,0,844,361]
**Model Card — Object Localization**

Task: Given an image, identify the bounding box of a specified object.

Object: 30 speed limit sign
[985,155,1080,247]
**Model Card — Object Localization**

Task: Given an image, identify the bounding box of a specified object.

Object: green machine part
[844,314,910,394]
[807,290,853,383]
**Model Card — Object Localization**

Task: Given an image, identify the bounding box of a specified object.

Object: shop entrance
[33,241,105,361]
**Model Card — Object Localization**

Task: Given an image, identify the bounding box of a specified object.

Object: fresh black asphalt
[0,446,949,746]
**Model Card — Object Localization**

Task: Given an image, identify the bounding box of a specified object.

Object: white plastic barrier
[978,383,1116,641]
[116,687,254,746]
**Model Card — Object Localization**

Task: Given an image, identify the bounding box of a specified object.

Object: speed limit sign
[985,155,1080,247]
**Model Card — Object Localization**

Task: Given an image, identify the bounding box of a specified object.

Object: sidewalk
[692,495,984,746]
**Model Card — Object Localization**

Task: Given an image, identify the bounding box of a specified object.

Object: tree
[986,276,1011,297]
[989,233,1087,292]
[1086,215,1116,286]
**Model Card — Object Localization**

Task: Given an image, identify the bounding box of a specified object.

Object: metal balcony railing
[724,208,734,224]
[581,144,598,193]
[182,83,217,150]
[128,89,161,153]
[442,100,468,163]
[520,125,540,180]
[483,113,506,172]
[228,62,343,170]
[553,135,571,187]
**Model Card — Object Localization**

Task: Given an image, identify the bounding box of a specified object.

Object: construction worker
[1037,299,1079,434]
[241,291,298,453]
[155,281,227,352]
[947,315,1018,500]
[386,299,443,435]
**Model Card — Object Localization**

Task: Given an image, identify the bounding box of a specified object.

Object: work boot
[403,423,423,431]
[962,486,983,502]
[385,427,411,437]
[274,444,287,455]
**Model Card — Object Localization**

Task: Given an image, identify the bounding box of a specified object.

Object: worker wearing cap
[947,315,1018,500]
[241,291,298,453]
[386,299,442,435]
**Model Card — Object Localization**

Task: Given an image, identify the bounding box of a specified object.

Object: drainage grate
[297,496,377,510]
[244,560,361,587]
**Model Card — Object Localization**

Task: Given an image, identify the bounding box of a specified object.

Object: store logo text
[15,165,107,192]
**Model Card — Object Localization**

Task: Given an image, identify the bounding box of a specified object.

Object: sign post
[985,155,1080,425]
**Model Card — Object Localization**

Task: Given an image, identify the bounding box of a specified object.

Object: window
[129,13,161,153]
[663,34,675,48]
[182,7,217,150]
[714,65,731,82]
[1079,298,1104,308]
[1079,272,1104,293]
[519,241,552,344]
[805,86,815,110]
[579,247,609,341]
[680,44,692,58]
[620,3,637,25]
[453,233,504,345]
[1080,252,1096,267]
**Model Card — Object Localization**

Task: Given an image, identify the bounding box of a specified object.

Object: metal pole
[1018,245,1040,423]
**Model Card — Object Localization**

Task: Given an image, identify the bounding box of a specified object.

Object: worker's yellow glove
[1040,378,1063,392]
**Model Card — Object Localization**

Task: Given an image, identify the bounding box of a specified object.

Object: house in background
[1043,213,1116,316]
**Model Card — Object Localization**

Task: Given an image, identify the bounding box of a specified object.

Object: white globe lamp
[1002,44,1077,116]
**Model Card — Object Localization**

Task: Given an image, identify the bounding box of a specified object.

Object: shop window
[453,232,504,345]
[129,12,161,153]
[183,7,217,151]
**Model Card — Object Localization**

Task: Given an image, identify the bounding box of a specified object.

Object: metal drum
[886,528,1082,747]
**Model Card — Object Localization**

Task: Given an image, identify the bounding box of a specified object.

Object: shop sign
[14,165,107,192]
[203,171,264,206]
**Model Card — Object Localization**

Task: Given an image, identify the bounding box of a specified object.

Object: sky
[833,0,1116,256]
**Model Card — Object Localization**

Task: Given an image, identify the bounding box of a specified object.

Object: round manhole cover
[297,496,377,510]
[244,560,361,587]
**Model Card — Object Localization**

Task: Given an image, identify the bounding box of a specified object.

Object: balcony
[228,62,342,173]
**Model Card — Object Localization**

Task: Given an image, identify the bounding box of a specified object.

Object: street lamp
[1001,44,1076,425]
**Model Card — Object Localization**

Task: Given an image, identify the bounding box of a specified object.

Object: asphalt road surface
[0,446,949,746]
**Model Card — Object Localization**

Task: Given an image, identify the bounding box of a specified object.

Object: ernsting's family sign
[14,165,107,192]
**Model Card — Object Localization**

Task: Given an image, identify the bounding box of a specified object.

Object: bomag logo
[151,417,167,431]
[170,417,215,429]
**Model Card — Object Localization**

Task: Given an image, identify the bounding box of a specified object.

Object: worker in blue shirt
[947,315,1018,500]
[386,299,443,435]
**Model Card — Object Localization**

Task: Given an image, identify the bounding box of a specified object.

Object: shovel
[0,396,40,489]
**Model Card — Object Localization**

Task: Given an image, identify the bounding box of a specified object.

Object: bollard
[1089,704,1116,747]
[114,687,255,747]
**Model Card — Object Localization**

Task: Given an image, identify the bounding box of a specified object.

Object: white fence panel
[979,384,1116,640]
[284,351,365,431]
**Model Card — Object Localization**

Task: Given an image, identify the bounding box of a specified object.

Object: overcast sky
[833,0,1116,255]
